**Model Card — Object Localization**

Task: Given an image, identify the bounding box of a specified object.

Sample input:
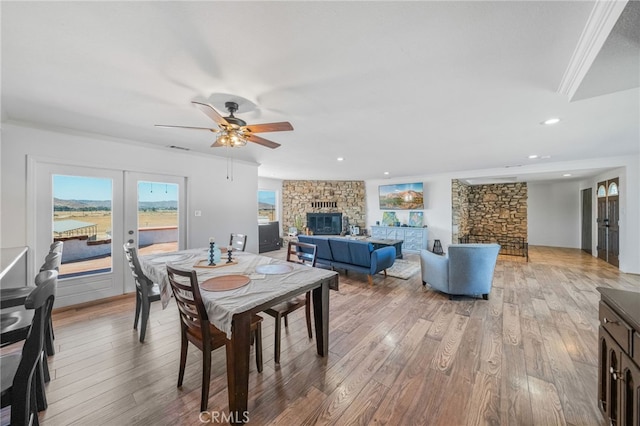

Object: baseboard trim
[52,292,135,314]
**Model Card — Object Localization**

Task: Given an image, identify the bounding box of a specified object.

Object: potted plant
[293,215,304,235]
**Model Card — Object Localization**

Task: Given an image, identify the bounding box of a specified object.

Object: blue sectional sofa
[297,235,396,285]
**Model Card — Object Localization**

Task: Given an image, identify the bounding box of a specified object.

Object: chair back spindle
[287,241,317,267]
[166,265,213,344]
[229,233,248,252]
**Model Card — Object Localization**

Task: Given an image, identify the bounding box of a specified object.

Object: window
[258,190,277,222]
[607,182,619,196]
[597,184,606,198]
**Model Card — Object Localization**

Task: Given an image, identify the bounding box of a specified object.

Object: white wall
[1,122,260,261]
[527,181,581,248]
[366,176,452,251]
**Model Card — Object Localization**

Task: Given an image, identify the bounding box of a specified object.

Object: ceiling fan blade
[155,124,219,132]
[244,133,281,149]
[242,121,293,133]
[192,101,229,126]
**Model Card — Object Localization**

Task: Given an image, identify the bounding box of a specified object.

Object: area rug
[381,258,420,279]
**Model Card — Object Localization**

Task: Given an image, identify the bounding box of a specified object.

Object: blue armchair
[420,244,500,299]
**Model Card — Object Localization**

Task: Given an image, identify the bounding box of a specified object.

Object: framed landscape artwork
[379,182,424,210]
[409,211,423,227]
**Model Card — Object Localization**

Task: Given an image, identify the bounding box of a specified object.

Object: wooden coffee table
[366,238,403,259]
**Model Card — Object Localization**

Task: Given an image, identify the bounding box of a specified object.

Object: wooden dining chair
[1,251,62,308]
[229,233,248,252]
[0,270,57,424]
[40,251,62,272]
[166,265,263,412]
[263,241,317,363]
[123,243,161,343]
[1,259,60,350]
[0,251,61,356]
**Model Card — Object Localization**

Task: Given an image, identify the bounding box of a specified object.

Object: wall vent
[311,201,337,209]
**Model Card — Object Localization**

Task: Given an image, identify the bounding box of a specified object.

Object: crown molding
[557,0,628,100]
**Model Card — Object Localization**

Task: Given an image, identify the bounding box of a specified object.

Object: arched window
[608,182,618,196]
[597,184,606,198]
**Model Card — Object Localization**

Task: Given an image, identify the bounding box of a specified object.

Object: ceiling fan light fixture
[158,100,292,150]
[217,129,247,147]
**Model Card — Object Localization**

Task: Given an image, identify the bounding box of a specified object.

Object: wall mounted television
[379,182,424,210]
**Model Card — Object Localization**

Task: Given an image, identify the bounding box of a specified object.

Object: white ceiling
[2,1,639,182]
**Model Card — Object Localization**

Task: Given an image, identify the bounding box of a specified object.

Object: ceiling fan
[156,101,293,149]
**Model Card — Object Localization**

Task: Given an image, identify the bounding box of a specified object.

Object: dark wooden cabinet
[259,221,281,253]
[598,287,640,426]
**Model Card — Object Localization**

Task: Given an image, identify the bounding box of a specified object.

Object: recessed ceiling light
[383,171,390,175]
[542,117,561,125]
[337,157,344,162]
[528,154,539,159]
[563,173,572,177]
[541,155,552,159]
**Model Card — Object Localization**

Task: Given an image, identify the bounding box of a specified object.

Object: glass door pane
[53,175,113,278]
[137,181,179,256]
[123,171,186,294]
[33,161,124,307]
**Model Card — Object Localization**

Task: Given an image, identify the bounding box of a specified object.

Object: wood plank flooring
[3,246,639,425]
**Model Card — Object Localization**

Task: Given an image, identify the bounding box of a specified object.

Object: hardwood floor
[4,246,639,425]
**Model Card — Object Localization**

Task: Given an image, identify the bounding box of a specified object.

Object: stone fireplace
[306,213,342,235]
[282,180,366,236]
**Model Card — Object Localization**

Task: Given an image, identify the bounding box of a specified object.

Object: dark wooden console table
[366,238,403,259]
[597,287,640,426]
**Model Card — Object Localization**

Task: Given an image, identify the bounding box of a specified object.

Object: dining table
[139,247,339,422]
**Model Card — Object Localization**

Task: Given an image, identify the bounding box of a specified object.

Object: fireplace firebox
[307,213,342,235]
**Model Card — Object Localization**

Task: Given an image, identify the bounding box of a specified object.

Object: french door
[32,160,186,307]
[596,178,620,267]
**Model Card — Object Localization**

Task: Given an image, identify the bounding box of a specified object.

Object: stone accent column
[451,180,527,242]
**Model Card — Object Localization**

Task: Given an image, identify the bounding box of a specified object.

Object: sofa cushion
[328,239,352,264]
[296,235,332,263]
[328,239,373,268]
[347,240,375,268]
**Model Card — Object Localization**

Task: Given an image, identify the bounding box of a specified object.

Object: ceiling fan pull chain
[226,147,234,181]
